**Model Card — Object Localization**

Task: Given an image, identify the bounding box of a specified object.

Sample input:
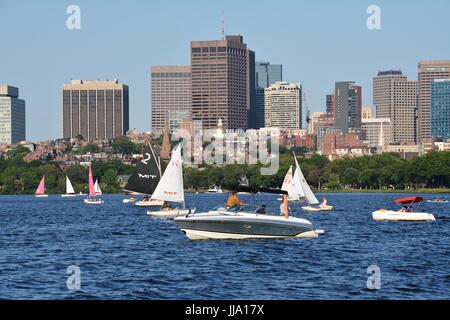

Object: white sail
[281,166,302,200]
[94,179,102,195]
[294,154,319,205]
[66,176,75,194]
[151,144,184,203]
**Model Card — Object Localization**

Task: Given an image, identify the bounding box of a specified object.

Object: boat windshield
[226,204,261,213]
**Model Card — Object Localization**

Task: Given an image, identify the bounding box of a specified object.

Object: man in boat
[320,197,328,208]
[162,201,173,211]
[226,191,243,209]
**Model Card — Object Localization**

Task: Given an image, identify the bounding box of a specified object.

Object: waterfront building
[334,82,362,133]
[0,85,25,145]
[151,66,191,132]
[264,82,302,130]
[418,60,450,141]
[252,62,283,129]
[191,35,254,130]
[430,79,450,140]
[373,70,418,144]
[62,79,129,141]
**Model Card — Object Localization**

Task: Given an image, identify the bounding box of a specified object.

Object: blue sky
[1,0,449,141]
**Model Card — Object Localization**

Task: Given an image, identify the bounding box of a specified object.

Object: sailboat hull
[61,194,77,198]
[146,208,196,219]
[135,199,164,207]
[84,198,104,205]
[302,205,334,212]
[35,194,48,198]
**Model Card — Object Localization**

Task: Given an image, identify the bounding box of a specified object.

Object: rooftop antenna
[220,9,225,40]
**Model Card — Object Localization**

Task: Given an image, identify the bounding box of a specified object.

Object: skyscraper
[151,66,191,132]
[251,62,283,129]
[191,35,254,130]
[373,70,418,144]
[418,60,450,141]
[264,82,302,130]
[334,82,362,133]
[62,79,129,141]
[0,85,25,145]
[431,79,450,140]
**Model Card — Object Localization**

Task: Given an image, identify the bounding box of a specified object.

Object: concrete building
[361,118,394,147]
[418,60,450,141]
[362,106,373,120]
[308,112,326,134]
[251,62,283,129]
[264,82,302,130]
[191,35,255,130]
[373,70,418,144]
[431,79,450,140]
[62,80,129,141]
[0,85,26,145]
[151,66,191,132]
[334,82,362,133]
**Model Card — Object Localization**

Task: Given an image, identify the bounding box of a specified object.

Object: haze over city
[1,0,450,141]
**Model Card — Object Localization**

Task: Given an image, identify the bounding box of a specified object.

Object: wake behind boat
[372,196,435,222]
[174,187,324,240]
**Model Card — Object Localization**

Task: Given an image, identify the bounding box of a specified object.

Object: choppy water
[0,193,449,299]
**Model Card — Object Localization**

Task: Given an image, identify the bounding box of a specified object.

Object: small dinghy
[372,197,435,222]
[83,165,104,205]
[35,176,48,198]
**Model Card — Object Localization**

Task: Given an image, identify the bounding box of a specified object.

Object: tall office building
[418,60,450,141]
[62,79,129,141]
[151,66,191,132]
[373,70,418,144]
[191,35,254,130]
[362,118,394,147]
[264,82,302,130]
[0,85,26,145]
[251,62,282,129]
[334,82,362,133]
[431,79,450,140]
[326,94,335,119]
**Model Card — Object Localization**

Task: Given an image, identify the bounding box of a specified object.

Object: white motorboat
[427,197,448,203]
[174,188,324,240]
[146,144,195,219]
[372,196,435,222]
[61,176,77,197]
[35,176,48,198]
[207,186,223,194]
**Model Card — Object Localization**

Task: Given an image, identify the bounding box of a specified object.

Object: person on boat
[319,197,328,208]
[255,205,266,214]
[226,191,243,208]
[399,205,412,213]
[280,200,290,216]
[143,195,150,202]
[162,201,173,211]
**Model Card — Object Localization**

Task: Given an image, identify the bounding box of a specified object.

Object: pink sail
[35,176,45,195]
[88,165,96,197]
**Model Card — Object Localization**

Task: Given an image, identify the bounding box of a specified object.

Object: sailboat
[147,144,195,219]
[61,176,76,197]
[123,143,164,207]
[292,153,333,212]
[94,179,102,195]
[84,165,104,205]
[280,166,303,201]
[35,176,48,198]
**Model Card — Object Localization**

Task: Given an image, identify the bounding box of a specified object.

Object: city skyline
[1,0,450,141]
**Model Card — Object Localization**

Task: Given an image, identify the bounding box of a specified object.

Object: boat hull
[84,199,104,205]
[372,210,435,222]
[61,194,76,198]
[302,205,334,212]
[174,211,323,240]
[35,195,48,198]
[135,199,164,207]
[147,208,196,219]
